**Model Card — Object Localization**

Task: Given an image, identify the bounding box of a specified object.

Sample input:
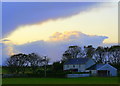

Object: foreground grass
[2,77,120,84]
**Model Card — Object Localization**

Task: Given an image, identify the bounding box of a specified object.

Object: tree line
[62,45,120,70]
[5,45,120,75]
[6,53,49,74]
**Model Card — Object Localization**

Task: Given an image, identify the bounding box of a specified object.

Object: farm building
[63,58,117,77]
[86,63,117,76]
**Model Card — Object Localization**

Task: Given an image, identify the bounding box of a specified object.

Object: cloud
[2,43,10,65]
[48,31,108,46]
[1,2,118,65]
[3,2,117,45]
[3,2,101,37]
[2,39,10,42]
[4,31,107,64]
[1,42,20,65]
[49,31,108,45]
[49,31,81,41]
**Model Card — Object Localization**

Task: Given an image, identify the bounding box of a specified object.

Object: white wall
[64,64,86,72]
[78,64,86,72]
[64,59,96,72]
[63,64,79,70]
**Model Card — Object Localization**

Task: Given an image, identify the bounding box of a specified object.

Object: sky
[1,2,118,65]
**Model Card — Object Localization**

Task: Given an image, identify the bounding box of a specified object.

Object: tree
[84,45,95,58]
[52,61,63,72]
[108,45,120,64]
[28,53,43,74]
[6,53,50,75]
[62,46,84,61]
[93,46,105,63]
[6,53,28,74]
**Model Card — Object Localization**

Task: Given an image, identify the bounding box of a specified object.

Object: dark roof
[64,58,90,65]
[86,64,105,70]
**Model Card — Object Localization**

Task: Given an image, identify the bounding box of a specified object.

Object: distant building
[86,63,117,76]
[63,58,117,77]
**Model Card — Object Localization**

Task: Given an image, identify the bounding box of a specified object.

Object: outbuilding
[87,64,117,76]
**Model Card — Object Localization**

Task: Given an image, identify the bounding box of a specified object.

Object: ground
[2,77,120,84]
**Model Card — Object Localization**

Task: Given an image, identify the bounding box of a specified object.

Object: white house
[63,58,117,76]
[63,58,96,72]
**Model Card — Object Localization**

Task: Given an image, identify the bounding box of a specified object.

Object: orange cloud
[49,31,81,41]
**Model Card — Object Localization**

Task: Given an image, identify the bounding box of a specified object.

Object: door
[97,70,110,76]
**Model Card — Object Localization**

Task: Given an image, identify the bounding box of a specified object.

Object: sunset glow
[1,2,118,64]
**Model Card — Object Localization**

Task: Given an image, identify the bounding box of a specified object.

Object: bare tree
[62,46,84,61]
[93,46,106,63]
[108,46,120,64]
[6,53,28,74]
[28,53,43,74]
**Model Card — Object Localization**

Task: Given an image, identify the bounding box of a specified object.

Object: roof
[86,64,106,70]
[64,58,90,65]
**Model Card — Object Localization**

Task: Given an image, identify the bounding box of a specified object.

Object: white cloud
[2,2,118,65]
[9,31,108,63]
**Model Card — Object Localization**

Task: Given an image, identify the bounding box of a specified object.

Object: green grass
[2,77,120,84]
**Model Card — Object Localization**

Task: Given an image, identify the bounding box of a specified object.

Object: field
[2,77,120,84]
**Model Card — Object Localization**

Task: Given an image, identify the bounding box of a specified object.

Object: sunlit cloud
[6,45,15,56]
[2,31,108,64]
[3,42,19,56]
[49,31,81,41]
[48,31,108,43]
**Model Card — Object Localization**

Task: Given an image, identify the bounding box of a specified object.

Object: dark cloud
[3,2,101,37]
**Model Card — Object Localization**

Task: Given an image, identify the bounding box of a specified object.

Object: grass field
[2,77,120,84]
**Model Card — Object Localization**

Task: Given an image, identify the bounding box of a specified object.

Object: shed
[87,64,117,76]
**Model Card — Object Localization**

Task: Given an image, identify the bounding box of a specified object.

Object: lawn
[2,77,120,84]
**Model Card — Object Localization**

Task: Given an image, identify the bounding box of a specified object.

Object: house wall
[85,59,95,69]
[64,59,96,72]
[64,64,86,72]
[97,64,117,76]
[64,64,79,70]
[91,70,97,76]
[63,65,68,70]
[78,64,86,72]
